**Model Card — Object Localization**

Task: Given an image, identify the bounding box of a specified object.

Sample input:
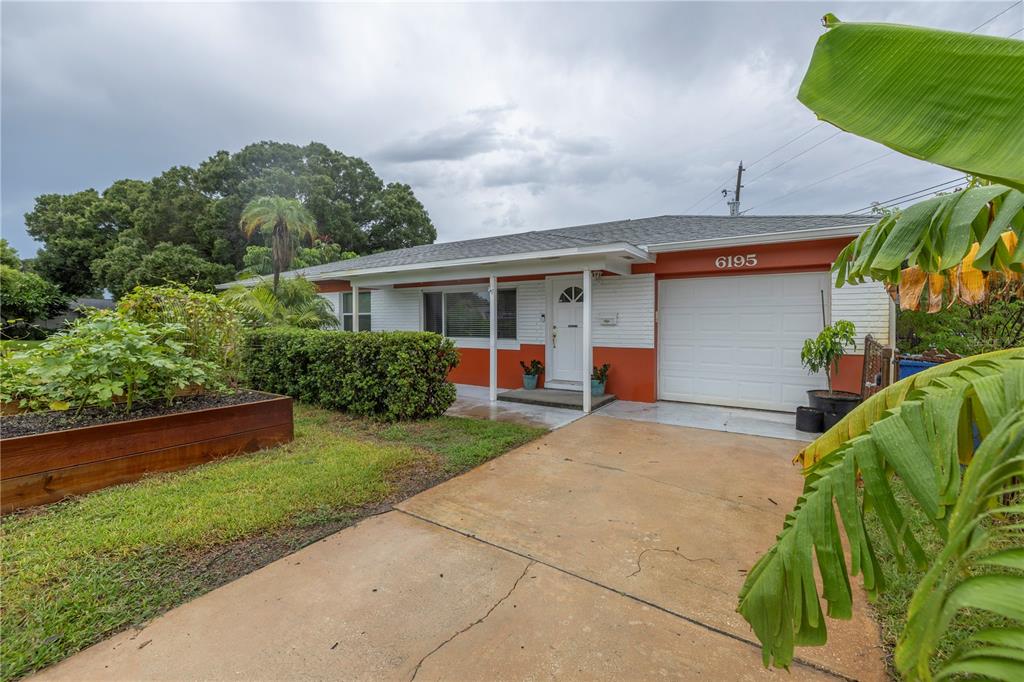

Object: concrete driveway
[37,415,885,681]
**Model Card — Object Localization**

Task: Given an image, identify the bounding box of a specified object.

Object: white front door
[550,282,585,382]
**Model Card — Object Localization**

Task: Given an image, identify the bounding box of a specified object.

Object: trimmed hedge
[242,328,460,420]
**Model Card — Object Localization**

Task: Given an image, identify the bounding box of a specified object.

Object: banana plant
[736,351,1024,675]
[798,15,1024,191]
[896,410,1024,681]
[799,17,1024,308]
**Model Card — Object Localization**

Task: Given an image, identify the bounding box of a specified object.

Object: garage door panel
[658,274,828,412]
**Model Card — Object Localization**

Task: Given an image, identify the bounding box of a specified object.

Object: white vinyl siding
[831,277,892,346]
[658,272,830,411]
[591,274,655,348]
[318,292,341,321]
[369,288,420,332]
[516,281,546,344]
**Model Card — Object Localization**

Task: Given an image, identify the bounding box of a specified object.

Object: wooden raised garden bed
[1,392,293,513]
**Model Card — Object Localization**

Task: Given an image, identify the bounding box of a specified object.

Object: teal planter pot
[523,374,538,390]
[591,379,606,396]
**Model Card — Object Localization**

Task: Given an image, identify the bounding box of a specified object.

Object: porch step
[497,388,616,411]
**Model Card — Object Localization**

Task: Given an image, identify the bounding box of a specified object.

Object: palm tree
[239,197,318,292]
[221,277,337,329]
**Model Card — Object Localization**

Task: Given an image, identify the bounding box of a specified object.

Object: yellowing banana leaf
[795,349,1024,469]
[798,17,1024,190]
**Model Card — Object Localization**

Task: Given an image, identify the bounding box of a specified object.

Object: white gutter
[642,223,872,253]
[306,241,653,281]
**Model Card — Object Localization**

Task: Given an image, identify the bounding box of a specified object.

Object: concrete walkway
[36,416,884,681]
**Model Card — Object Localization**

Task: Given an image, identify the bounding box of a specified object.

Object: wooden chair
[861,334,893,399]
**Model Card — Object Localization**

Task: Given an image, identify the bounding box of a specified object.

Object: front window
[342,291,371,331]
[423,290,516,339]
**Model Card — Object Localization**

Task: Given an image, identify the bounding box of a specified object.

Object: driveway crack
[409,560,534,681]
[628,547,715,578]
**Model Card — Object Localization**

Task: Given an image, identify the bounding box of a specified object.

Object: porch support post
[489,274,498,402]
[351,283,360,331]
[582,269,592,413]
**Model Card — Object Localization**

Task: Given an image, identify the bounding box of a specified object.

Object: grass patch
[0,404,544,681]
[376,416,546,471]
[0,340,43,351]
[862,478,1020,674]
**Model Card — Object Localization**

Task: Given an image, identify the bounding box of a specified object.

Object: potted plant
[801,320,860,430]
[519,359,544,390]
[591,363,610,396]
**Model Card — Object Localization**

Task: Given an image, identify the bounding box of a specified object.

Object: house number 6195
[715,254,758,269]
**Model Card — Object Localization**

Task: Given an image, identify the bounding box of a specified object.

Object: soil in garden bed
[0,390,276,439]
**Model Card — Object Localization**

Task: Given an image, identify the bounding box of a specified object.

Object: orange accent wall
[633,237,853,278]
[449,344,656,402]
[449,345,547,390]
[593,347,657,402]
[831,354,864,395]
[316,280,351,293]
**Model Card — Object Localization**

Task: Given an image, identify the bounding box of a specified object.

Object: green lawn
[0,340,43,351]
[0,404,545,681]
[862,479,1020,675]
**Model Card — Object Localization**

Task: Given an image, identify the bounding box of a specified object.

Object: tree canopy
[23,141,436,297]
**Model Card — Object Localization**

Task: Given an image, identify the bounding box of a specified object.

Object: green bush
[242,328,459,420]
[117,283,243,382]
[1,311,224,412]
[896,298,1023,355]
[0,264,68,337]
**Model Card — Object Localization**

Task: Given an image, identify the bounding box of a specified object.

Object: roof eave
[307,242,654,281]
[643,222,872,253]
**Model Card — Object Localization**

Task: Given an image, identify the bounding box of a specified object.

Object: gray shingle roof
[223,214,871,286]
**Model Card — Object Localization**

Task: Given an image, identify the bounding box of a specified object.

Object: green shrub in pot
[519,359,544,390]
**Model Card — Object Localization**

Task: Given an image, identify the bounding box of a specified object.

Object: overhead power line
[744,123,825,170]
[743,130,843,185]
[739,150,895,215]
[682,122,828,213]
[846,176,969,215]
[858,181,971,215]
[970,0,1022,33]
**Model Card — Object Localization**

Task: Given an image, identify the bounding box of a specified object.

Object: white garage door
[658,273,829,412]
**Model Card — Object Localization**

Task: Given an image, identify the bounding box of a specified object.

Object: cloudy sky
[2,1,1021,255]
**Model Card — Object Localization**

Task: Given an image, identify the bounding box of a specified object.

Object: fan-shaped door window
[558,286,584,303]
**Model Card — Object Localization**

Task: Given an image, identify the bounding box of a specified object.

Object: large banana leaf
[737,356,1024,670]
[798,16,1024,191]
[795,349,1024,468]
[895,409,1024,681]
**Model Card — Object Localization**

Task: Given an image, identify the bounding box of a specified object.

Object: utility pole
[725,161,744,216]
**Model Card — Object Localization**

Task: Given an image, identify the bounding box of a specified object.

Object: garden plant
[738,14,1024,681]
[801,320,857,396]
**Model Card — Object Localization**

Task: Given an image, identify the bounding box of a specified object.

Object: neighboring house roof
[221,214,871,287]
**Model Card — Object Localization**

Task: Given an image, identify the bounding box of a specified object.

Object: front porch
[497,387,617,411]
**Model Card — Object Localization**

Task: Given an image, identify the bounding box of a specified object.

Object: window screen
[427,289,516,339]
[423,292,443,334]
[341,291,371,331]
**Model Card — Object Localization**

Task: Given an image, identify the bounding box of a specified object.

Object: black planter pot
[795,406,824,433]
[807,390,861,431]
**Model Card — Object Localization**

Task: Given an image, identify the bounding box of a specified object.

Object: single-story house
[225,215,894,413]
